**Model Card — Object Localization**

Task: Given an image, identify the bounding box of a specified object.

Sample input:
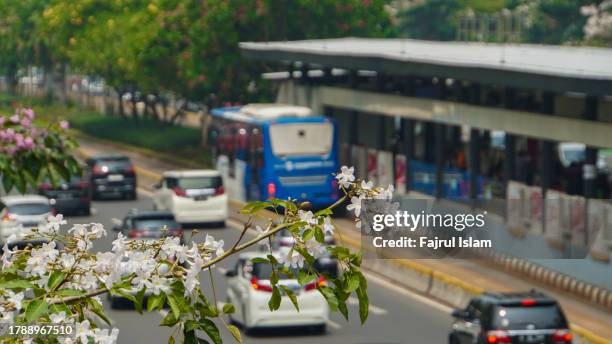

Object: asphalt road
[64,190,451,344]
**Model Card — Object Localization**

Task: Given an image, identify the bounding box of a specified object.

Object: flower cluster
[0,166,385,344]
[0,108,69,156]
[582,1,612,42]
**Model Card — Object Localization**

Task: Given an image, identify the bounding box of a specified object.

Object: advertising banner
[367,148,378,185]
[544,190,563,247]
[527,186,543,234]
[506,181,526,235]
[351,145,367,181]
[377,151,394,189]
[569,196,586,247]
[395,154,407,195]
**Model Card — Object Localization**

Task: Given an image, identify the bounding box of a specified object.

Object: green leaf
[159,311,179,327]
[114,289,137,303]
[185,320,199,332]
[184,328,197,344]
[199,318,222,344]
[266,255,278,265]
[225,323,242,344]
[357,286,369,325]
[88,298,112,326]
[345,273,360,293]
[25,299,48,323]
[314,227,325,243]
[222,303,235,314]
[268,286,281,311]
[166,294,181,320]
[318,286,339,311]
[297,271,317,286]
[135,287,146,314]
[280,285,299,312]
[338,300,349,321]
[270,269,279,285]
[250,257,268,264]
[47,271,66,291]
[168,336,175,344]
[302,228,314,241]
[314,208,333,217]
[148,293,165,312]
[0,278,34,290]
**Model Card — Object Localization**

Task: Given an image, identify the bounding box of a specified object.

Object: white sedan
[152,170,228,226]
[0,194,53,243]
[225,252,329,334]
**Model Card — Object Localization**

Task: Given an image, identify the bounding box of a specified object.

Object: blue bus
[208,104,339,208]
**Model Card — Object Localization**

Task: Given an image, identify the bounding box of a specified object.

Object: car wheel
[313,324,326,334]
[110,296,121,309]
[82,207,91,216]
[126,191,137,200]
[448,333,460,344]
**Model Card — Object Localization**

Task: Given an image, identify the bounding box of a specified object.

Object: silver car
[0,195,53,243]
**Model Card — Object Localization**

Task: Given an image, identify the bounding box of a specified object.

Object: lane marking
[111,218,122,225]
[347,297,388,315]
[327,320,342,330]
[362,270,453,314]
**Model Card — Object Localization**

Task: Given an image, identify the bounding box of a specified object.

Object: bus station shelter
[239,38,612,264]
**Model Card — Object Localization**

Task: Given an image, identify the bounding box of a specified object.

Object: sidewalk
[76,135,612,342]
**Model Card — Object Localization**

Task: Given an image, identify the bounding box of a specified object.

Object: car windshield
[8,203,51,215]
[492,305,567,330]
[563,149,586,164]
[269,122,333,157]
[252,262,300,280]
[133,218,180,231]
[177,176,222,189]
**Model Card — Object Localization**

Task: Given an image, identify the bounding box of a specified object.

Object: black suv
[86,155,137,200]
[112,210,183,240]
[449,291,572,344]
[38,175,91,215]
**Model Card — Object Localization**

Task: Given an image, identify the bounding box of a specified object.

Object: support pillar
[539,92,555,196]
[402,118,415,192]
[584,96,599,199]
[469,83,481,202]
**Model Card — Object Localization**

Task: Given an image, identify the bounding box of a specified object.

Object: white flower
[361,180,373,190]
[305,238,327,259]
[144,275,172,295]
[184,254,204,297]
[347,196,363,217]
[88,223,107,240]
[60,253,76,269]
[75,320,94,343]
[58,338,75,344]
[0,307,14,322]
[93,327,119,344]
[322,216,334,235]
[335,166,355,188]
[376,184,394,200]
[22,339,32,344]
[78,272,99,291]
[68,224,88,237]
[26,242,58,276]
[6,290,24,311]
[42,214,67,234]
[161,236,189,262]
[1,243,15,270]
[50,311,67,323]
[278,249,305,269]
[298,210,317,228]
[204,234,224,257]
[111,233,127,255]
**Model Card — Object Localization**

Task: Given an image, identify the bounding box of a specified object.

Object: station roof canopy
[240,38,612,96]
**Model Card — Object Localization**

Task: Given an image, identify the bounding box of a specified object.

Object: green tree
[519,0,596,44]
[398,0,464,40]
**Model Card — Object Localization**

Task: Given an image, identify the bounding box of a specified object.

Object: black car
[449,291,572,344]
[112,210,183,240]
[109,210,183,309]
[86,155,137,200]
[38,176,91,215]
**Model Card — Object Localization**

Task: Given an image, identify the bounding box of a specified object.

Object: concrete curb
[483,250,612,311]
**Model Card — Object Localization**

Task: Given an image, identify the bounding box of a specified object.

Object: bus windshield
[269,122,333,157]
